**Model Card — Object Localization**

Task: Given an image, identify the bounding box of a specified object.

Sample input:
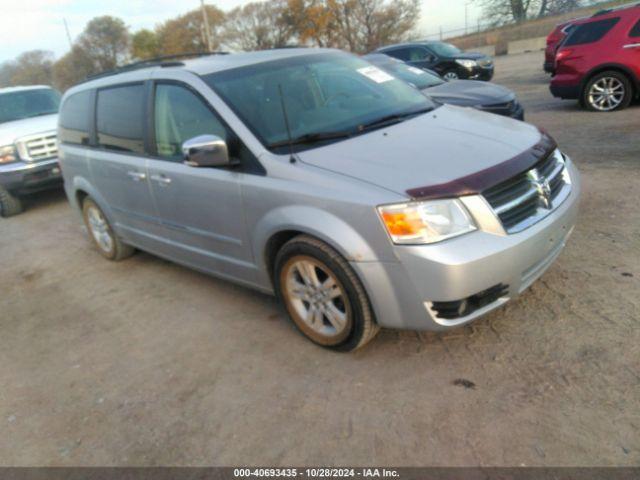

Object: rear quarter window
[96,84,145,154]
[630,18,640,37]
[59,90,91,146]
[564,17,620,46]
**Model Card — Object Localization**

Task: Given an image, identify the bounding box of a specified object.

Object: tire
[0,187,23,217]
[582,70,632,112]
[274,235,379,351]
[82,197,134,261]
[443,70,460,80]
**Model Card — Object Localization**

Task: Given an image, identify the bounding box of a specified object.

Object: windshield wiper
[267,130,354,149]
[358,107,433,132]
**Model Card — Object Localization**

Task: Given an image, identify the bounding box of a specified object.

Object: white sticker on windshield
[357,66,395,83]
[407,66,427,75]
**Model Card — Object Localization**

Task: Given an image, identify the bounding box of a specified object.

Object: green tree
[52,46,95,92]
[78,15,130,71]
[131,29,161,60]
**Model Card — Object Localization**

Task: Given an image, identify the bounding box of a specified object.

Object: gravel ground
[0,51,639,467]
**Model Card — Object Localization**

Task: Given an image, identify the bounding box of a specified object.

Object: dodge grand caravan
[58,49,580,351]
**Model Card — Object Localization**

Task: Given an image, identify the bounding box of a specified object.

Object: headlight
[455,59,477,69]
[378,199,476,244]
[0,145,17,164]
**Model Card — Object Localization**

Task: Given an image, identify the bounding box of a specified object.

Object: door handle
[150,174,172,185]
[127,171,147,182]
[623,43,640,49]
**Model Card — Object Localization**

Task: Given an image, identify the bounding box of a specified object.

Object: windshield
[375,61,444,90]
[0,89,61,125]
[205,52,435,152]
[429,43,462,57]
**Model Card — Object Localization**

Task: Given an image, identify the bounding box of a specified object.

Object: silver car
[58,49,580,351]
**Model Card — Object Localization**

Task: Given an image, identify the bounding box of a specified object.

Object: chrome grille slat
[15,132,58,162]
[482,149,572,234]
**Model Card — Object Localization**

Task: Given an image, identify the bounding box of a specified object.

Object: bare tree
[476,0,582,24]
[223,0,295,51]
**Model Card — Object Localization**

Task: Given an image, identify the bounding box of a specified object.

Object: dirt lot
[1,51,639,467]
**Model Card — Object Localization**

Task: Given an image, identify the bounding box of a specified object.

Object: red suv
[550,4,640,111]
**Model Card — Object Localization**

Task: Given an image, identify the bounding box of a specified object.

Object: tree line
[0,0,420,92]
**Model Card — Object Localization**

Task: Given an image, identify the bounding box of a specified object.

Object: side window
[386,48,411,61]
[408,47,433,62]
[564,17,620,46]
[96,84,145,154]
[59,90,91,146]
[154,83,227,161]
[630,18,640,37]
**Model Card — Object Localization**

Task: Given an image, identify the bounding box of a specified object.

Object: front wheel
[582,71,632,112]
[274,235,379,351]
[443,70,460,80]
[0,187,23,217]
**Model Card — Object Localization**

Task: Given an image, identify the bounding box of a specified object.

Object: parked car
[0,86,61,216]
[550,3,640,111]
[59,49,580,350]
[364,53,524,119]
[375,41,494,81]
[544,20,579,73]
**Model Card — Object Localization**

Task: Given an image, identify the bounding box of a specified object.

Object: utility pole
[200,0,214,52]
[465,4,468,35]
[63,18,73,50]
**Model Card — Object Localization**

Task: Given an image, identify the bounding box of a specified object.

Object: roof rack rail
[83,51,230,82]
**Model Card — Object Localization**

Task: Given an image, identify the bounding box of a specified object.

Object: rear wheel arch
[581,64,638,96]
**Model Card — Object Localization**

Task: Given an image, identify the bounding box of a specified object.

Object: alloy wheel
[86,205,114,253]
[282,256,351,342]
[443,71,459,80]
[588,77,625,111]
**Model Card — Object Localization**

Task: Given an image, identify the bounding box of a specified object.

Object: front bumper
[352,160,580,331]
[471,66,494,81]
[0,158,62,194]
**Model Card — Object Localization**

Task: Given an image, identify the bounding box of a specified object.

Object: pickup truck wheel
[0,187,23,217]
[274,235,379,351]
[82,198,134,261]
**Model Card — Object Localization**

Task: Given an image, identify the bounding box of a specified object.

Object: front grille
[431,284,508,320]
[483,149,571,233]
[15,131,58,162]
[479,100,519,117]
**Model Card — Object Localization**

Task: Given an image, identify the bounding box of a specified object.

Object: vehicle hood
[297,105,542,197]
[0,114,58,146]
[451,52,488,60]
[423,80,514,107]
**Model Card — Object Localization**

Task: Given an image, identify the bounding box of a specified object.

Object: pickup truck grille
[16,132,58,162]
[483,149,571,233]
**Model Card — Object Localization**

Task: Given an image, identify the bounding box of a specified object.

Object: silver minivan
[58,49,580,351]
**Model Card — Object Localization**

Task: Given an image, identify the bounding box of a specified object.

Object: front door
[146,82,255,284]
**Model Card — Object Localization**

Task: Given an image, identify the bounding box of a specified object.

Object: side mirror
[182,135,231,168]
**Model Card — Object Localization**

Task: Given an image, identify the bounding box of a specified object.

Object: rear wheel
[82,197,134,261]
[0,187,23,217]
[583,71,632,112]
[274,235,379,351]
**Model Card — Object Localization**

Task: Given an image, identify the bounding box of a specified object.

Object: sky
[0,0,483,63]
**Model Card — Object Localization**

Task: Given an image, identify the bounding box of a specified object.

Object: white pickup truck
[0,85,61,217]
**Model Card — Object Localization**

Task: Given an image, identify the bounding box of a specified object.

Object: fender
[251,205,383,286]
[70,175,118,227]
[581,63,640,91]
